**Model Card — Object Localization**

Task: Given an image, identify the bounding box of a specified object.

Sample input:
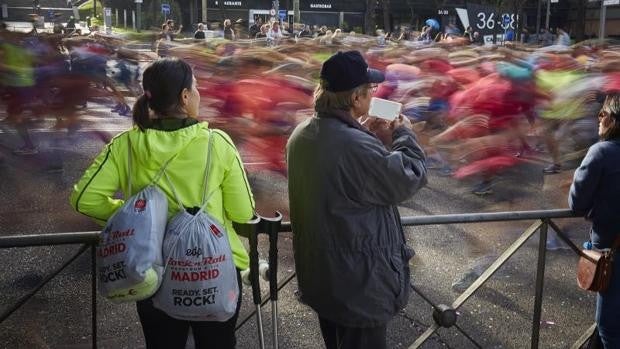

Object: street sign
[604,0,619,5]
[278,9,286,20]
[269,8,276,16]
[161,3,170,15]
[134,0,142,3]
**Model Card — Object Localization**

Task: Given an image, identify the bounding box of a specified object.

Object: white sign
[604,0,619,5]
[309,3,332,8]
[475,12,517,31]
[483,34,505,44]
[269,8,276,16]
[134,0,142,3]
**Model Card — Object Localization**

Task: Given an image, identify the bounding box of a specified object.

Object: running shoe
[471,181,493,195]
[118,104,131,117]
[13,146,39,155]
[542,163,561,174]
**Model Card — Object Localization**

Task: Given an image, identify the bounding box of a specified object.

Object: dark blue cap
[320,50,385,92]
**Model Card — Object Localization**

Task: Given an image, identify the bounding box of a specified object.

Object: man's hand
[364,115,415,148]
[365,117,392,147]
[392,114,411,130]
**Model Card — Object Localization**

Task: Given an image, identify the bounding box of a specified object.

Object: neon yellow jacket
[70,121,255,269]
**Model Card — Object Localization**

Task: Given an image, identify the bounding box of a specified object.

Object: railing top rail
[0,209,580,248]
[399,208,578,226]
[278,209,578,233]
[0,231,100,248]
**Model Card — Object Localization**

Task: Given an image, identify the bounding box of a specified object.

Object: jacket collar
[145,117,198,131]
[317,109,376,138]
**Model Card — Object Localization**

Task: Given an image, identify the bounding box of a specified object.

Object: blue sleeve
[569,143,605,215]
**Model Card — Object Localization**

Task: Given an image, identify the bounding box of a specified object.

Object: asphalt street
[0,104,597,348]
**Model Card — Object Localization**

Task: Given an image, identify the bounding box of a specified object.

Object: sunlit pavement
[0,105,595,348]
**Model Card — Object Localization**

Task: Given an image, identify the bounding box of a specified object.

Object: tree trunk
[407,0,415,26]
[219,0,226,22]
[574,0,586,41]
[364,0,377,34]
[382,0,391,32]
[293,0,300,24]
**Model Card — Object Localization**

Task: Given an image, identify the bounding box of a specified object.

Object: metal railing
[0,209,597,348]
[400,209,591,349]
[0,231,99,348]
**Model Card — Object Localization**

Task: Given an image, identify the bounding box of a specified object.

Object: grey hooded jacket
[286,110,427,327]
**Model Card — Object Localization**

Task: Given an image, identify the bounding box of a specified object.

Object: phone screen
[369,97,402,121]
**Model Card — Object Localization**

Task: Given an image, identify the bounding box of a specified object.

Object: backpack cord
[125,132,198,200]
[163,130,216,213]
[127,136,132,197]
[160,130,216,274]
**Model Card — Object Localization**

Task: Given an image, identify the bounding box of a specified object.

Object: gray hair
[314,80,369,113]
[601,94,620,140]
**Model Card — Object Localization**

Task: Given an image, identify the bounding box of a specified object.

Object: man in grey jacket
[286,50,427,349]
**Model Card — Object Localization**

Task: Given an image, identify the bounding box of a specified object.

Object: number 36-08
[476,12,515,30]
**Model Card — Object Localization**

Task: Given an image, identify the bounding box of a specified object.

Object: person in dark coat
[249,16,262,39]
[569,94,620,348]
[194,23,206,40]
[286,51,427,349]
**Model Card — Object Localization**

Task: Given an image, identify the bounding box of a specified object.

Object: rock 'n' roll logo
[134,199,147,212]
[210,224,223,238]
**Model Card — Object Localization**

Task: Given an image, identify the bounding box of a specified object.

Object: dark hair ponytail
[132,57,194,131]
[132,94,151,131]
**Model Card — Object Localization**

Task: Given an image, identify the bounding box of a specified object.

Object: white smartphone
[369,97,402,121]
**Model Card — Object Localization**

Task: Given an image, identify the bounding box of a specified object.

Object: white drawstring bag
[98,186,167,302]
[97,138,183,303]
[153,132,239,321]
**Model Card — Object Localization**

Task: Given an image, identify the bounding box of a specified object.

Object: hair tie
[144,90,152,99]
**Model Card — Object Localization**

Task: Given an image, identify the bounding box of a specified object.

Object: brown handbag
[577,237,620,292]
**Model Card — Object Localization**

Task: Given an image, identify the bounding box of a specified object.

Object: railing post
[91,245,97,349]
[531,219,548,348]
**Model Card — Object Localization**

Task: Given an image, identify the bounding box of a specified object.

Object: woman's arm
[569,143,605,215]
[213,131,255,223]
[70,140,123,226]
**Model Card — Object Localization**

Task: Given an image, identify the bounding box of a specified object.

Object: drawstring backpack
[153,131,239,321]
[98,136,191,302]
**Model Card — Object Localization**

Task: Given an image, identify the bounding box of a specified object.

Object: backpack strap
[162,130,215,212]
[125,131,198,200]
[198,130,216,214]
[160,131,214,275]
[127,136,132,198]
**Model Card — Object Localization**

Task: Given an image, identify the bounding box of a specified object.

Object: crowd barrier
[0,208,598,348]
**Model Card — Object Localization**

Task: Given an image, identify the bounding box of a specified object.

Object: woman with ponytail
[70,57,255,348]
